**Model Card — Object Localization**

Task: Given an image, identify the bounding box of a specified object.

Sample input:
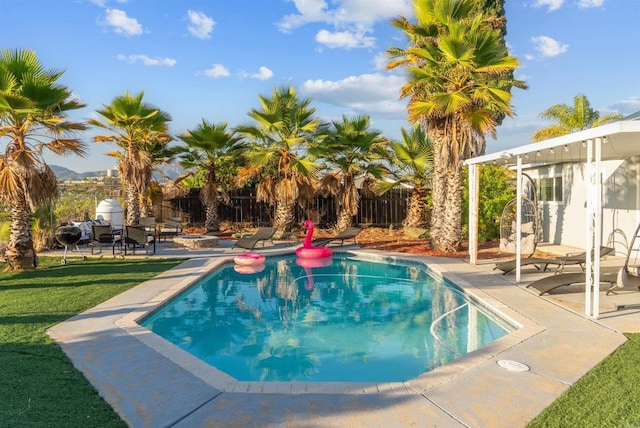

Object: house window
[536,177,563,202]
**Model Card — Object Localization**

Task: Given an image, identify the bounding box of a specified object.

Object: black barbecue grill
[54,226,87,264]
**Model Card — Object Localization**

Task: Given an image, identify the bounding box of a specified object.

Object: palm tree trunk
[204,199,220,232]
[274,201,294,231]
[429,125,447,249]
[5,202,37,271]
[404,186,428,228]
[126,185,140,226]
[440,170,463,252]
[336,209,353,232]
[336,178,359,231]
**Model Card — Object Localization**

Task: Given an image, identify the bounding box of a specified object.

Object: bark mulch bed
[191,226,527,260]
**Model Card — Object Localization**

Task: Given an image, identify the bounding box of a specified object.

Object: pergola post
[515,156,523,283]
[468,164,479,264]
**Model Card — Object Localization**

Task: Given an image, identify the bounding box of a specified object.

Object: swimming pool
[140,254,514,383]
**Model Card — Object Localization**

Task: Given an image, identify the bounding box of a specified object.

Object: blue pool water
[140,254,514,383]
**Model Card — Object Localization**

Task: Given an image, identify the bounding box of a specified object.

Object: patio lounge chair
[89,224,122,255]
[312,227,362,247]
[233,227,276,250]
[158,217,183,242]
[124,225,156,255]
[526,266,620,295]
[494,246,615,275]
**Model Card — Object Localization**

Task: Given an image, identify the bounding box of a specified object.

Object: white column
[468,164,479,264]
[592,138,603,318]
[585,140,593,316]
[516,156,523,283]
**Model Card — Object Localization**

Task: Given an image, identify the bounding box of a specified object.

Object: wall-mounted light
[525,153,530,159]
[582,141,587,148]
[549,148,555,155]
[564,145,569,152]
[536,151,541,157]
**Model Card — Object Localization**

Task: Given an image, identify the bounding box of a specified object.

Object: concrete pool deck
[46,240,640,427]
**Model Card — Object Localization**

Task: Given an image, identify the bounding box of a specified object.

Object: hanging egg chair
[499,198,540,256]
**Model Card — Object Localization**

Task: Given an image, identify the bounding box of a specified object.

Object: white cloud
[203,64,230,78]
[279,0,411,30]
[102,8,142,36]
[531,36,568,57]
[373,51,389,70]
[315,29,375,49]
[531,0,564,12]
[187,10,215,39]
[239,66,274,80]
[251,66,273,80]
[278,0,411,50]
[611,97,640,115]
[577,0,604,8]
[301,73,407,117]
[116,54,176,67]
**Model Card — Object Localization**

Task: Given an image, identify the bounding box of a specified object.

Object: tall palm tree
[377,124,433,228]
[0,49,87,270]
[313,115,388,231]
[89,91,172,226]
[235,86,320,231]
[532,94,623,142]
[178,120,244,232]
[387,0,526,252]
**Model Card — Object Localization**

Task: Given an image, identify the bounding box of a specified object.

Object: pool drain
[497,359,530,372]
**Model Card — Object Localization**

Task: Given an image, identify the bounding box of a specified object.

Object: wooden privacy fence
[158,187,413,228]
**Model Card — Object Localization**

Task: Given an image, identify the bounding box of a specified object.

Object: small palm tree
[314,115,388,231]
[532,94,623,142]
[89,91,172,226]
[377,125,433,228]
[0,49,87,270]
[236,86,320,231]
[178,120,244,232]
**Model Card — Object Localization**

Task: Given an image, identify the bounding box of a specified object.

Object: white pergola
[465,119,640,319]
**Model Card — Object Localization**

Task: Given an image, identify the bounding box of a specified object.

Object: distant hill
[50,164,183,182]
[50,165,108,181]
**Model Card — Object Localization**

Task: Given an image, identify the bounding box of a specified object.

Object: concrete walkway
[45,240,640,427]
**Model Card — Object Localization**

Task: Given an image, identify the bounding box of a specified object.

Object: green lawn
[1,256,639,427]
[528,332,640,427]
[0,256,181,428]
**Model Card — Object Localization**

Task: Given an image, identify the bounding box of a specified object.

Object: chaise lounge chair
[494,246,615,275]
[526,266,620,295]
[312,227,362,247]
[233,227,277,250]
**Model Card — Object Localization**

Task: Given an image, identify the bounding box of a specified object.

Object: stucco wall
[525,159,640,256]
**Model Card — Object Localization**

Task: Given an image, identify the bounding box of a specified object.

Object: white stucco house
[465,111,640,318]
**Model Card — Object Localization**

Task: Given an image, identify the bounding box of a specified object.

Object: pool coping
[115,250,543,395]
[47,248,628,427]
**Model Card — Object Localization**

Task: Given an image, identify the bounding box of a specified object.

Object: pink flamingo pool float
[296,220,333,259]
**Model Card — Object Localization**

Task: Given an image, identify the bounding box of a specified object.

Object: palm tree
[532,94,623,142]
[178,120,244,232]
[138,139,178,218]
[377,124,433,228]
[235,86,320,231]
[89,91,172,226]
[0,49,87,270]
[313,115,388,231]
[387,0,526,252]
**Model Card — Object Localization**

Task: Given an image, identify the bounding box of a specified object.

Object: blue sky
[1,0,639,172]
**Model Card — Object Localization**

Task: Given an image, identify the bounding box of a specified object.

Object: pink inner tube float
[234,253,266,266]
[295,220,333,259]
